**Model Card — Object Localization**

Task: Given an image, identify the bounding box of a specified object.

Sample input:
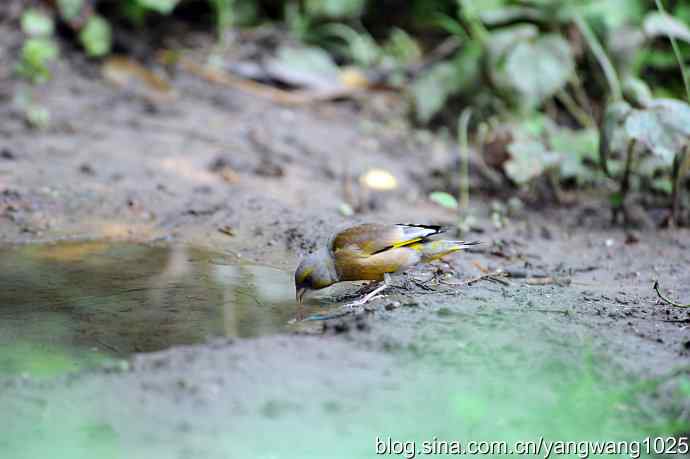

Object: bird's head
[294,248,337,303]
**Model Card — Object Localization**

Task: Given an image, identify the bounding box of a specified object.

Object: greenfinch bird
[294,223,479,303]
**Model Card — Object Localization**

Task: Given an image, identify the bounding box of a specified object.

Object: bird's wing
[331,223,444,256]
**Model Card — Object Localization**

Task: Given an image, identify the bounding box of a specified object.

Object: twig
[556,89,595,128]
[458,108,472,210]
[569,74,595,122]
[94,338,122,355]
[671,146,689,226]
[655,0,690,102]
[574,14,622,101]
[458,270,507,286]
[617,139,637,223]
[487,275,511,286]
[653,280,690,308]
[405,36,461,79]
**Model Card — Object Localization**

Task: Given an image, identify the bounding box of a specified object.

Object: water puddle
[0,244,685,458]
[0,241,319,377]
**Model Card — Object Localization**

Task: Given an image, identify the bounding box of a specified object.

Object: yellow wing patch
[369,237,424,255]
[296,267,313,283]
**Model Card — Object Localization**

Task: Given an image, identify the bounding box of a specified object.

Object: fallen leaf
[429,191,458,209]
[643,12,690,43]
[102,56,175,103]
[360,169,398,191]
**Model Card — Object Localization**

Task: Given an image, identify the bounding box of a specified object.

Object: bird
[294,223,479,304]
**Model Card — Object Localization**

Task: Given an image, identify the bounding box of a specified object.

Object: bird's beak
[296,287,307,304]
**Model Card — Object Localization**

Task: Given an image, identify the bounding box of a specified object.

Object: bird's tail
[418,240,480,262]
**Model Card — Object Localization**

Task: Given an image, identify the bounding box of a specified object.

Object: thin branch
[556,89,595,128]
[653,280,690,308]
[574,14,622,101]
[655,0,690,102]
[618,139,637,222]
[458,108,472,210]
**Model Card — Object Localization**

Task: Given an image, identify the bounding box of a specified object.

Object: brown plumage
[294,223,478,302]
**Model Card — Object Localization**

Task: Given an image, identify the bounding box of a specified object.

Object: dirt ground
[1,22,690,458]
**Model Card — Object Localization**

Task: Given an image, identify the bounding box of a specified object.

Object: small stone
[1,148,16,160]
[79,163,95,175]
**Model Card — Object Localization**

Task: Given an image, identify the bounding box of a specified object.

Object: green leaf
[609,192,623,208]
[26,104,51,129]
[265,46,340,90]
[305,0,365,19]
[121,0,149,25]
[320,23,381,67]
[412,44,481,123]
[79,15,112,57]
[624,99,690,164]
[384,28,422,65]
[648,99,690,136]
[21,9,54,37]
[459,0,510,20]
[136,0,180,14]
[16,38,59,83]
[502,34,575,109]
[643,12,690,44]
[551,128,598,160]
[57,0,84,21]
[487,24,538,68]
[505,140,560,185]
[551,127,599,184]
[429,191,459,209]
[412,62,461,123]
[651,177,673,194]
[479,6,545,26]
[576,0,644,29]
[622,76,653,107]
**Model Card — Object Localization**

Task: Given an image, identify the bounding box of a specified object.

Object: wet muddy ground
[1,33,690,458]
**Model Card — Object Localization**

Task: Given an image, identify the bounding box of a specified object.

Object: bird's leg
[345,274,391,309]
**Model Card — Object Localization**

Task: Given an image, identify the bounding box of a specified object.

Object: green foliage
[17,38,59,83]
[413,62,464,124]
[624,99,690,165]
[17,10,58,83]
[429,191,459,209]
[305,0,366,19]
[499,116,600,187]
[505,140,560,185]
[21,9,55,36]
[10,0,690,216]
[499,34,574,110]
[268,45,340,89]
[551,127,599,185]
[14,89,51,129]
[137,0,180,14]
[79,15,112,57]
[57,0,84,21]
[384,28,422,65]
[412,44,482,123]
[644,12,690,44]
[209,0,258,31]
[319,23,381,66]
